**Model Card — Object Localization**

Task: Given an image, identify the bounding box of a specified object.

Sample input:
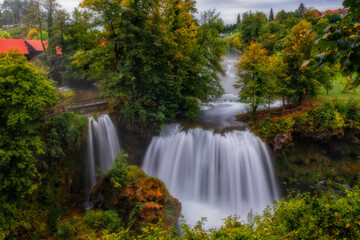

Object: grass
[316,72,360,102]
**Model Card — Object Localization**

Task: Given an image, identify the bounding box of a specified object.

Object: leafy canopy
[0,51,58,200]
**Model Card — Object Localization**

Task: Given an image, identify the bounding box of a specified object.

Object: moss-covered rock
[91,165,181,230]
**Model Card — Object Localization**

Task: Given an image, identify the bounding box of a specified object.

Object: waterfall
[84,114,121,206]
[142,124,280,228]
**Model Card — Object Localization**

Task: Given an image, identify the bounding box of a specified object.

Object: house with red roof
[0,39,29,54]
[318,9,348,17]
[0,39,62,59]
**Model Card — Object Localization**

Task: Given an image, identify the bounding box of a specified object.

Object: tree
[74,0,224,127]
[269,8,274,21]
[43,0,60,55]
[26,28,39,39]
[237,13,241,25]
[283,20,332,103]
[53,9,68,54]
[1,0,30,24]
[265,53,292,108]
[302,8,319,25]
[297,3,306,17]
[0,50,58,201]
[327,13,342,23]
[1,31,11,39]
[240,11,267,44]
[235,42,270,118]
[317,0,360,89]
[259,21,286,53]
[275,10,287,24]
[24,0,46,50]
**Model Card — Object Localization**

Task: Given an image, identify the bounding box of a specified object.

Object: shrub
[108,154,129,188]
[334,99,360,128]
[84,210,106,229]
[256,116,294,141]
[54,221,75,240]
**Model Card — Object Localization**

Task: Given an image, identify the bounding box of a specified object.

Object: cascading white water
[142,124,280,228]
[85,114,121,204]
[198,53,281,129]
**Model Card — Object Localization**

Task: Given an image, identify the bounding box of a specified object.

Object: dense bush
[59,187,360,239]
[293,103,344,132]
[108,154,129,188]
[0,112,88,239]
[257,116,294,142]
[255,102,360,143]
[334,99,360,128]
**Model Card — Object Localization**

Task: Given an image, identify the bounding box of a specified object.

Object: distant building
[0,39,29,54]
[318,9,348,17]
[0,39,62,59]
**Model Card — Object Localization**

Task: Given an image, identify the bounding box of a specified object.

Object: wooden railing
[44,97,108,117]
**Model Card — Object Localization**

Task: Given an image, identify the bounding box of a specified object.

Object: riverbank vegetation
[52,187,360,239]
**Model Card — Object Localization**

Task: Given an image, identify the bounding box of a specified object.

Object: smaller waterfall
[84,114,121,205]
[142,124,280,228]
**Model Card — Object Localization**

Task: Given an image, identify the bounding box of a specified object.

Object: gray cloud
[57,0,344,24]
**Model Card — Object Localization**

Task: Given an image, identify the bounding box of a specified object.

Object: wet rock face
[273,132,293,152]
[91,166,181,230]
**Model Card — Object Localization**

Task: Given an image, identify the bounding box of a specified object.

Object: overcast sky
[58,0,344,24]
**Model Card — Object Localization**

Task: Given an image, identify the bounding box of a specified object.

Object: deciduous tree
[0,51,58,201]
[235,42,270,118]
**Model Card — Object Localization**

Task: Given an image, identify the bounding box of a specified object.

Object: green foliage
[283,20,334,103]
[235,42,271,118]
[33,30,48,40]
[327,13,342,23]
[1,31,11,38]
[37,187,360,239]
[239,11,267,44]
[84,210,119,231]
[44,112,87,161]
[269,8,274,21]
[317,1,360,89]
[334,99,360,127]
[58,89,75,100]
[294,103,345,132]
[163,188,360,239]
[73,0,224,128]
[108,154,129,188]
[183,96,200,120]
[257,117,294,141]
[254,101,360,143]
[54,221,75,240]
[0,51,58,201]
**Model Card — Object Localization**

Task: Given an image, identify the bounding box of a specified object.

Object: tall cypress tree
[298,3,306,17]
[269,8,274,21]
[237,13,241,25]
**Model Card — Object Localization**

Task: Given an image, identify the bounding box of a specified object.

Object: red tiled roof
[0,39,63,55]
[26,40,62,54]
[26,40,47,51]
[0,39,29,54]
[319,9,348,16]
[55,46,62,55]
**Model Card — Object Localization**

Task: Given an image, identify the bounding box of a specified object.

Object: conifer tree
[298,3,306,17]
[269,8,274,21]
